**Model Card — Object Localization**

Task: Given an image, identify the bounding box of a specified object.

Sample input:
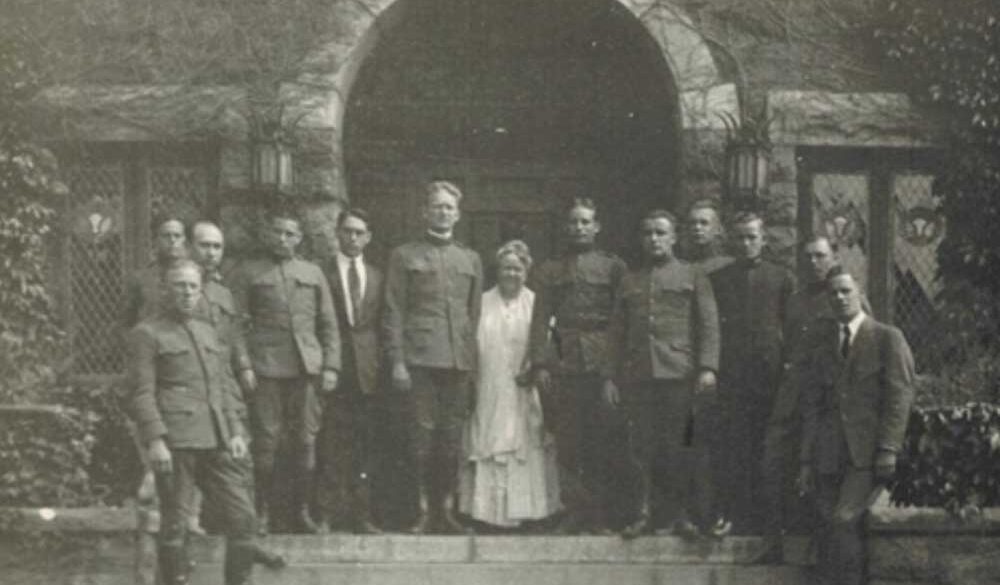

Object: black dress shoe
[356,518,383,535]
[620,514,650,540]
[748,538,783,565]
[408,510,431,534]
[672,520,701,541]
[254,547,287,570]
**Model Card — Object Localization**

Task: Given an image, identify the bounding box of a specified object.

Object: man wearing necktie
[384,181,483,533]
[798,267,915,585]
[231,211,341,534]
[317,208,385,534]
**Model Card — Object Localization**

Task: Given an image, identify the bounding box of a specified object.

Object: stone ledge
[868,507,1000,535]
[0,506,136,533]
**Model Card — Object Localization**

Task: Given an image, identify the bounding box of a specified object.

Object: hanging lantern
[720,108,773,212]
[252,126,294,193]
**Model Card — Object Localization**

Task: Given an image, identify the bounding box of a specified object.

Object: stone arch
[305,0,731,202]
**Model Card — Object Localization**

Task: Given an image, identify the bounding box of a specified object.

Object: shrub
[890,403,1000,513]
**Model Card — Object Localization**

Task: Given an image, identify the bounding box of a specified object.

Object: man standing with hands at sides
[123,217,189,329]
[127,260,260,585]
[317,208,384,534]
[799,268,914,585]
[384,181,483,534]
[529,198,626,534]
[232,210,340,534]
[190,221,286,570]
[709,211,795,534]
[603,210,719,539]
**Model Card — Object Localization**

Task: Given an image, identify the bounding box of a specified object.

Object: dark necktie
[348,258,362,325]
[840,323,851,359]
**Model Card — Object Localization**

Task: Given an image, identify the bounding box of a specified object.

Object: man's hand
[534,368,552,394]
[238,369,257,393]
[696,370,717,394]
[147,438,173,474]
[321,369,339,392]
[874,450,897,484]
[229,435,249,460]
[602,379,620,407]
[796,465,814,496]
[392,362,412,392]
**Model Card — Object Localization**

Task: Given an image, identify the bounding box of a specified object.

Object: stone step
[186,535,814,585]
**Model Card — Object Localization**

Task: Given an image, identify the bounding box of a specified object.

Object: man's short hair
[337,207,371,229]
[730,210,764,229]
[425,180,463,204]
[164,258,204,280]
[643,208,678,229]
[801,234,839,253]
[192,220,222,240]
[154,215,187,237]
[566,197,598,216]
[687,198,722,217]
[824,264,857,287]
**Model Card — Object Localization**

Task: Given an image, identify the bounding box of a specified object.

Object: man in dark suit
[232,211,341,534]
[384,181,483,533]
[317,208,384,534]
[709,211,795,534]
[127,259,259,585]
[799,267,915,585]
[529,197,626,534]
[603,210,719,539]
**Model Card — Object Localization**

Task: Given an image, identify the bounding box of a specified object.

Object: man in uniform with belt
[127,259,260,585]
[529,197,626,533]
[232,210,340,534]
[384,181,483,534]
[603,210,719,539]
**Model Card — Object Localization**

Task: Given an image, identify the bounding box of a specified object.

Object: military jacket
[606,259,720,384]
[528,248,626,374]
[194,278,253,375]
[127,316,245,449]
[232,256,340,378]
[710,258,795,385]
[383,234,483,371]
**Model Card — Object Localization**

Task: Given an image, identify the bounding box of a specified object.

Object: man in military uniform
[709,211,795,534]
[683,199,732,274]
[190,222,285,569]
[384,181,483,533]
[232,211,341,534]
[529,197,626,533]
[317,208,384,534]
[603,210,719,539]
[126,260,259,585]
[123,217,189,329]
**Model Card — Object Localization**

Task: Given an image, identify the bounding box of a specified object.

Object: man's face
[166,265,202,317]
[424,189,461,234]
[337,215,371,258]
[565,206,600,247]
[804,239,837,282]
[732,220,765,260]
[829,273,863,322]
[688,207,721,247]
[157,220,187,260]
[270,218,302,259]
[192,225,224,271]
[641,217,676,261]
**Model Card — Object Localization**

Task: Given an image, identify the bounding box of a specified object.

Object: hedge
[891,402,1000,513]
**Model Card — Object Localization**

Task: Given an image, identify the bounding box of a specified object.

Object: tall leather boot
[254,468,272,536]
[621,466,651,540]
[354,478,382,534]
[408,452,431,534]
[440,491,466,534]
[223,542,256,585]
[295,467,320,534]
[158,544,190,585]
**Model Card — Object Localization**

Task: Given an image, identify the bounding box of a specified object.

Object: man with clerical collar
[709,211,795,535]
[603,210,720,539]
[126,259,262,585]
[798,267,914,585]
[384,181,483,533]
[231,210,341,534]
[683,198,733,274]
[317,208,385,534]
[529,197,626,533]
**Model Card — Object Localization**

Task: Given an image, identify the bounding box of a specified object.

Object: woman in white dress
[458,240,561,528]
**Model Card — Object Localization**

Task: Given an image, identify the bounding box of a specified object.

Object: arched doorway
[342,0,683,266]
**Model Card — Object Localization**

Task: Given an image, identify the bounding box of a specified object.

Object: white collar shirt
[336,252,366,326]
[839,311,867,356]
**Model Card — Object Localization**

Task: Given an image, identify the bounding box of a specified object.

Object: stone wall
[868,507,1000,585]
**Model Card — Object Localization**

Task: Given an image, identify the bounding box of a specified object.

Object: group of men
[123,180,914,585]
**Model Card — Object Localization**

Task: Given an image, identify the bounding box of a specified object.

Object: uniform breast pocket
[578,273,613,306]
[655,284,693,313]
[156,338,192,372]
[291,276,320,311]
[408,264,437,294]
